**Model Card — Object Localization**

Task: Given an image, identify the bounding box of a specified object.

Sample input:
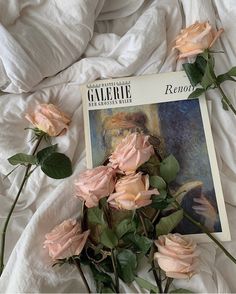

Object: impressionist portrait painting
[89,99,221,236]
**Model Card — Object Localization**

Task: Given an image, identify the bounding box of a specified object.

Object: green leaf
[102,287,115,293]
[155,209,183,236]
[117,249,137,283]
[41,152,72,179]
[36,144,57,164]
[160,154,180,183]
[170,288,194,293]
[135,276,159,293]
[182,63,203,86]
[149,176,166,190]
[123,233,152,254]
[216,67,236,85]
[151,195,174,210]
[138,155,160,176]
[90,264,115,293]
[8,153,37,166]
[87,207,105,225]
[101,228,118,249]
[194,55,207,74]
[115,218,137,239]
[200,55,216,90]
[216,73,235,84]
[188,88,205,99]
[227,66,236,76]
[221,98,229,111]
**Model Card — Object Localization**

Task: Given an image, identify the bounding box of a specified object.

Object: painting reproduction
[81,72,230,242]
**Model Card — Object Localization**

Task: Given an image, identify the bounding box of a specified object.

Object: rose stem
[111,249,119,293]
[138,210,163,293]
[174,200,236,264]
[101,202,119,293]
[72,258,91,293]
[164,277,173,293]
[0,135,44,276]
[216,84,236,116]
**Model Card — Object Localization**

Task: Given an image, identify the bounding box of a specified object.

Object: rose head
[107,172,158,210]
[43,219,90,260]
[173,21,224,59]
[154,234,199,279]
[109,132,154,174]
[74,166,116,208]
[25,103,70,137]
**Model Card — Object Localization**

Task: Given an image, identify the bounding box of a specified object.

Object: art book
[81,71,231,242]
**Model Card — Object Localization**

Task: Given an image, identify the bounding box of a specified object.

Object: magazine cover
[81,71,231,242]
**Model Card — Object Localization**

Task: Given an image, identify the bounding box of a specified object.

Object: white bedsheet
[0,0,236,292]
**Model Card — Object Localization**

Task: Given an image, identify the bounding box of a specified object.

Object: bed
[0,0,236,292]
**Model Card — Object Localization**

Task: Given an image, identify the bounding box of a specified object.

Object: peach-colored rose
[107,172,158,210]
[75,166,116,208]
[25,103,70,136]
[173,21,224,59]
[109,132,154,174]
[154,234,199,279]
[43,219,90,260]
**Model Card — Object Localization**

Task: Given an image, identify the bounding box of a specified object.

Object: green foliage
[90,264,115,293]
[134,276,159,293]
[123,233,152,254]
[149,176,166,190]
[188,88,205,99]
[115,218,137,239]
[160,154,180,183]
[36,144,58,164]
[117,249,137,283]
[170,288,194,293]
[87,207,105,225]
[151,195,174,210]
[216,66,236,84]
[100,228,118,249]
[221,98,229,111]
[8,153,37,166]
[40,152,72,179]
[182,63,203,86]
[139,155,160,176]
[155,209,183,236]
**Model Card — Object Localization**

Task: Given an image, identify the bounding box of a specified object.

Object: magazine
[81,71,231,242]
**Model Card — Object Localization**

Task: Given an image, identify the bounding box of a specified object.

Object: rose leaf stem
[216,83,236,116]
[72,257,91,293]
[138,210,163,293]
[111,249,119,293]
[0,135,44,276]
[174,200,236,264]
[164,277,173,293]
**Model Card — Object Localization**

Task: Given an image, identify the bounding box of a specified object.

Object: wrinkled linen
[0,0,236,292]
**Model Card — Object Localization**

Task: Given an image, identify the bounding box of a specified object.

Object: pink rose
[25,103,70,136]
[75,166,116,208]
[107,172,158,210]
[43,219,90,260]
[173,21,224,59]
[109,132,154,174]
[154,234,199,279]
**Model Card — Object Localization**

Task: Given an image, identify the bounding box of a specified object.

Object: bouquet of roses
[43,132,236,293]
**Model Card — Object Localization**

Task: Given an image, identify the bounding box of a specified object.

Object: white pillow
[0,0,105,93]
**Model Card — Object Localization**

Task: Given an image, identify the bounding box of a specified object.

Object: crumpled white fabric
[0,0,236,293]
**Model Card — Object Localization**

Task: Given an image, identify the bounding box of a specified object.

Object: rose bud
[154,234,199,279]
[173,21,224,59]
[109,132,154,174]
[74,166,116,208]
[25,103,70,136]
[107,172,158,210]
[43,219,90,260]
